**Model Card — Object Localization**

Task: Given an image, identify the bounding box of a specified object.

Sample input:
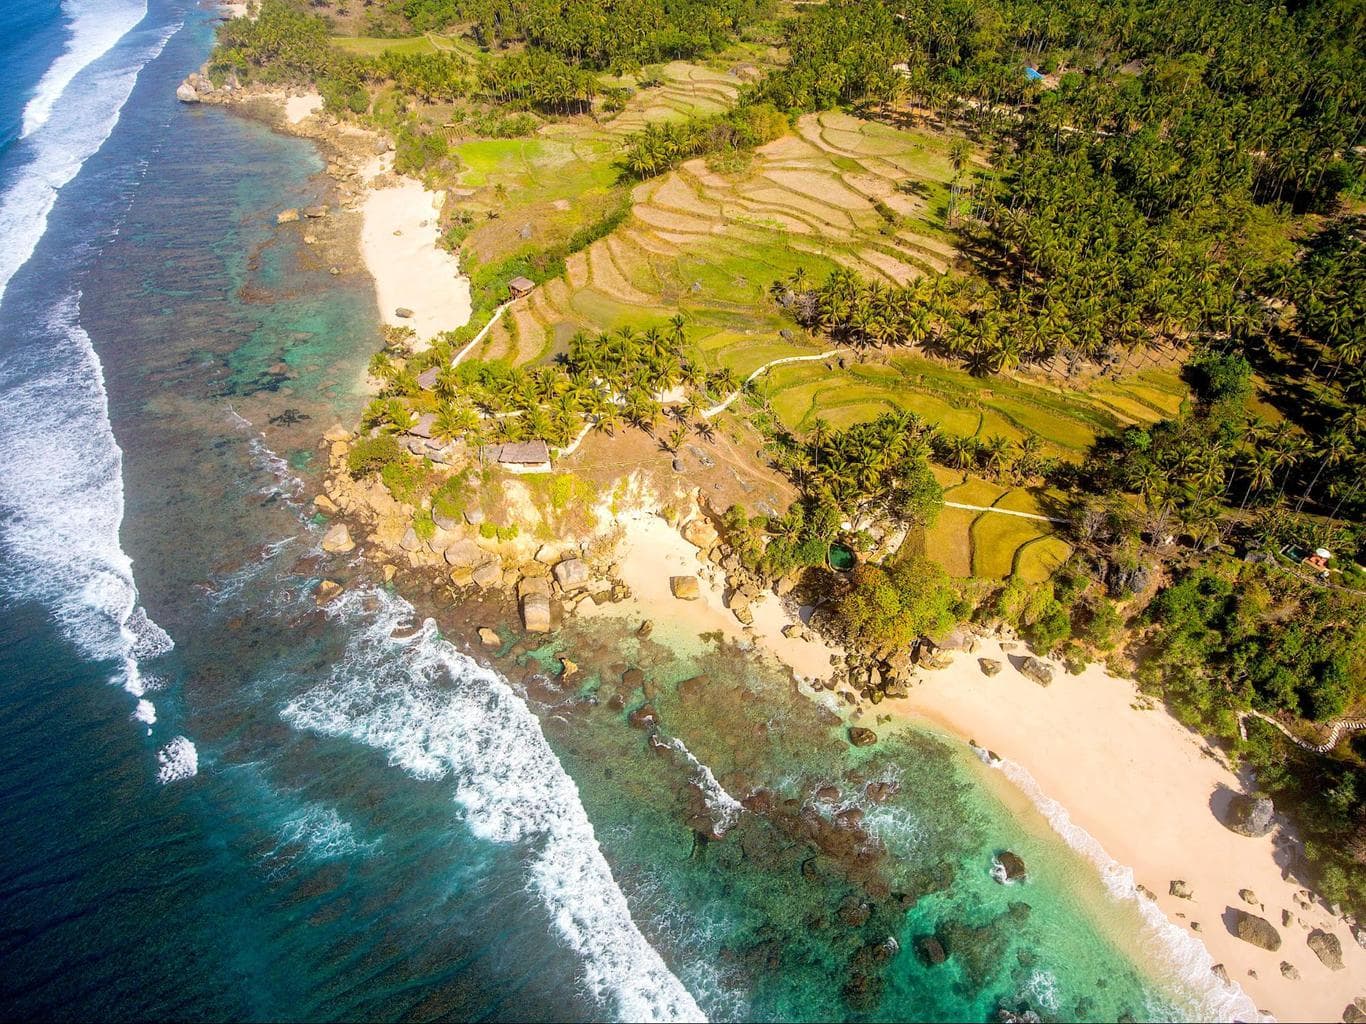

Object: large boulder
[471,561,502,588]
[670,575,700,600]
[553,557,590,592]
[1019,656,1054,686]
[321,523,354,553]
[1225,794,1275,837]
[1169,879,1193,900]
[979,657,1002,676]
[176,80,200,103]
[1307,929,1345,971]
[847,727,878,748]
[681,516,718,550]
[994,851,1027,883]
[521,592,551,632]
[443,539,485,568]
[1230,909,1281,951]
[477,627,500,648]
[937,626,979,653]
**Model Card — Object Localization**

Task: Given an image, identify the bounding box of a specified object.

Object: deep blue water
[0,3,1256,1022]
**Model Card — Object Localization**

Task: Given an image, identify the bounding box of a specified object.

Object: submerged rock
[914,935,947,965]
[847,727,877,747]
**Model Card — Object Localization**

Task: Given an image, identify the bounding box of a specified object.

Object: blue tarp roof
[1024,66,1045,81]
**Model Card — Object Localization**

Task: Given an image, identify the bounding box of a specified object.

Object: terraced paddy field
[350,54,1191,583]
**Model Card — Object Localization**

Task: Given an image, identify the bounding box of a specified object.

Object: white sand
[359,179,472,345]
[284,92,322,124]
[878,638,1366,1023]
[579,510,840,681]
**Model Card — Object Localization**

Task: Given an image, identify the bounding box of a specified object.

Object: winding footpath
[700,348,847,418]
[944,500,1065,524]
[1237,708,1366,754]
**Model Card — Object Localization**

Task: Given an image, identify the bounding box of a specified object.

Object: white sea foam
[667,738,743,836]
[282,588,705,1023]
[0,9,176,305]
[133,698,157,725]
[21,0,149,139]
[976,747,1270,1023]
[156,736,198,783]
[275,803,375,862]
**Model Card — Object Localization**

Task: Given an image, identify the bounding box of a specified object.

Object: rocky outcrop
[627,704,659,730]
[680,516,718,550]
[1225,794,1275,837]
[276,208,300,224]
[1307,928,1345,971]
[847,727,877,747]
[979,657,1002,676]
[1019,656,1053,686]
[321,523,354,553]
[1169,879,1193,899]
[443,539,485,568]
[670,575,700,600]
[994,851,1027,883]
[176,81,201,103]
[1230,909,1281,951]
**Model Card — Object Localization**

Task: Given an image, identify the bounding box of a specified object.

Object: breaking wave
[281,587,705,1022]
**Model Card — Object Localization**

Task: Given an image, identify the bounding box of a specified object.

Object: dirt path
[943,500,1066,524]
[702,348,847,418]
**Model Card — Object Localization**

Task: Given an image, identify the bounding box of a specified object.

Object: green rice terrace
[294,23,1205,587]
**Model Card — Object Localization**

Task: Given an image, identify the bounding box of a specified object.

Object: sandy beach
[359,176,472,344]
[578,509,839,681]
[867,637,1366,1022]
[585,510,1365,1021]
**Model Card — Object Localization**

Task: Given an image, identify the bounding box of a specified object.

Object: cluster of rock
[175,71,239,104]
[316,427,629,627]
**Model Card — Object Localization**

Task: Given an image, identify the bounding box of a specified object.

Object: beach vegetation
[834,555,958,650]
[346,433,405,477]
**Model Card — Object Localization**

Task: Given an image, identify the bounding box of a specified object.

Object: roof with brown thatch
[508,275,536,295]
[485,439,550,465]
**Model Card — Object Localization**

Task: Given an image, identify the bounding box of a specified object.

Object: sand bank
[873,637,1365,1022]
[578,510,840,681]
[359,177,472,345]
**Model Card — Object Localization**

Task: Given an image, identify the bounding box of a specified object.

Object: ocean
[0,3,1253,1021]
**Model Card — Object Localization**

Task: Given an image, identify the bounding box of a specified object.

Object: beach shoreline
[196,68,1364,1024]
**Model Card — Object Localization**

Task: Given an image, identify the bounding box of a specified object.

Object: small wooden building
[508,276,536,300]
[482,440,551,473]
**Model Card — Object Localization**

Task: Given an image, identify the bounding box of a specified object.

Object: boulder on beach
[979,657,1002,676]
[1169,879,1193,899]
[1018,656,1053,686]
[1230,909,1281,951]
[321,522,354,553]
[993,851,1027,883]
[1279,961,1300,980]
[394,307,415,319]
[681,516,718,550]
[1225,794,1275,837]
[1307,929,1345,971]
[847,726,877,747]
[521,592,551,632]
[1210,963,1229,985]
[477,627,500,648]
[1239,888,1260,906]
[670,575,700,600]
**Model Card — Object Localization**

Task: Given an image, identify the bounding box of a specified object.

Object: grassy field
[331,33,483,59]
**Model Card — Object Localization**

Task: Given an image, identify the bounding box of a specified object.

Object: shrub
[381,457,428,503]
[347,434,404,477]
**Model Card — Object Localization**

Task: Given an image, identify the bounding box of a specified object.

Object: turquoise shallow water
[0,1,1238,1020]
